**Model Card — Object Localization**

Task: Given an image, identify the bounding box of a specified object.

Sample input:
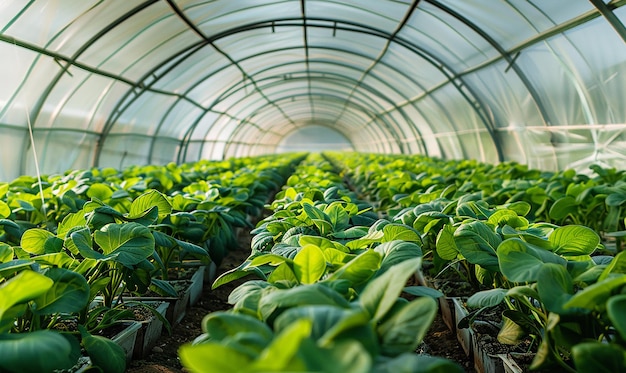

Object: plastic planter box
[112,321,142,363]
[133,301,170,359]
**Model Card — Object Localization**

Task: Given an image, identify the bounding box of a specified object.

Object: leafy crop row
[181,153,463,373]
[325,152,626,372]
[0,153,305,372]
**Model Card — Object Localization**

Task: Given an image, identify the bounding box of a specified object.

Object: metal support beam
[590,0,626,43]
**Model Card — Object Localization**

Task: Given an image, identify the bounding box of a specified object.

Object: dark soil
[127,228,475,372]
[421,313,476,372]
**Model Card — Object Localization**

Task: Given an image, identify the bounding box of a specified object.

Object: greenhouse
[0,1,625,372]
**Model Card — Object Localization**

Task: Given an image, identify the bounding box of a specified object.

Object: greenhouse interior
[1,1,625,372]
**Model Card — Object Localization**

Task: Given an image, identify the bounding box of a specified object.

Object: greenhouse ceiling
[1,0,625,180]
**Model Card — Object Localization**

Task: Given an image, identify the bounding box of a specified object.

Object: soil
[126,227,476,373]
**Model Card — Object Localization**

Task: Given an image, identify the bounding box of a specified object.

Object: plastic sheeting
[0,0,625,180]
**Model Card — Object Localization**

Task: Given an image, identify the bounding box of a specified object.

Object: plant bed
[126,231,254,373]
[415,270,457,333]
[453,297,473,357]
[110,321,142,363]
[457,303,538,373]
[127,280,192,327]
[131,301,170,359]
[188,266,205,306]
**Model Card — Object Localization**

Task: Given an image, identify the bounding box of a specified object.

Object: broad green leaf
[475,264,494,285]
[303,203,332,235]
[574,263,606,284]
[549,196,578,220]
[248,319,312,371]
[32,252,77,269]
[81,331,126,373]
[488,209,527,228]
[0,200,10,218]
[203,312,273,341]
[300,339,372,373]
[57,212,87,239]
[607,295,626,340]
[599,251,626,281]
[86,205,124,228]
[68,227,103,260]
[322,247,349,267]
[293,244,326,284]
[299,235,348,252]
[454,221,501,272]
[572,342,626,373]
[435,224,458,260]
[176,238,209,259]
[268,262,299,285]
[497,315,526,345]
[324,202,350,231]
[274,305,374,354]
[467,288,507,308]
[93,222,154,266]
[20,228,63,255]
[0,259,35,281]
[0,270,53,321]
[375,240,422,276]
[402,286,443,299]
[377,297,437,356]
[565,275,626,311]
[326,249,381,286]
[149,278,178,297]
[312,219,333,236]
[505,286,541,310]
[412,211,449,234]
[128,189,172,219]
[228,280,274,305]
[549,225,599,257]
[0,243,13,263]
[16,199,35,212]
[180,342,253,373]
[330,226,369,240]
[259,284,350,322]
[0,330,76,373]
[360,258,421,321]
[87,183,113,201]
[375,353,464,373]
[503,201,531,216]
[345,230,384,250]
[606,192,626,207]
[249,254,290,267]
[537,263,573,314]
[0,219,23,241]
[497,238,566,282]
[382,224,421,243]
[33,267,89,315]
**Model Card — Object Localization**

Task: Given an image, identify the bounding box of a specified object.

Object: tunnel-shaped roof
[1,0,625,180]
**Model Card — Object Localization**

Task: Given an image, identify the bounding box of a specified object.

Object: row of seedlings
[325,151,626,373]
[180,153,464,373]
[0,153,305,372]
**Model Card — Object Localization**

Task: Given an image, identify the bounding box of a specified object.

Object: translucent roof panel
[401,3,498,69]
[0,0,625,178]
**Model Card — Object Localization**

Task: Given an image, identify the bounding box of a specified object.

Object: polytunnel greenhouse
[1,1,625,372]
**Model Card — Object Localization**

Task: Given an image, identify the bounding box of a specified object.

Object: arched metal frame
[1,0,624,177]
[93,14,502,165]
